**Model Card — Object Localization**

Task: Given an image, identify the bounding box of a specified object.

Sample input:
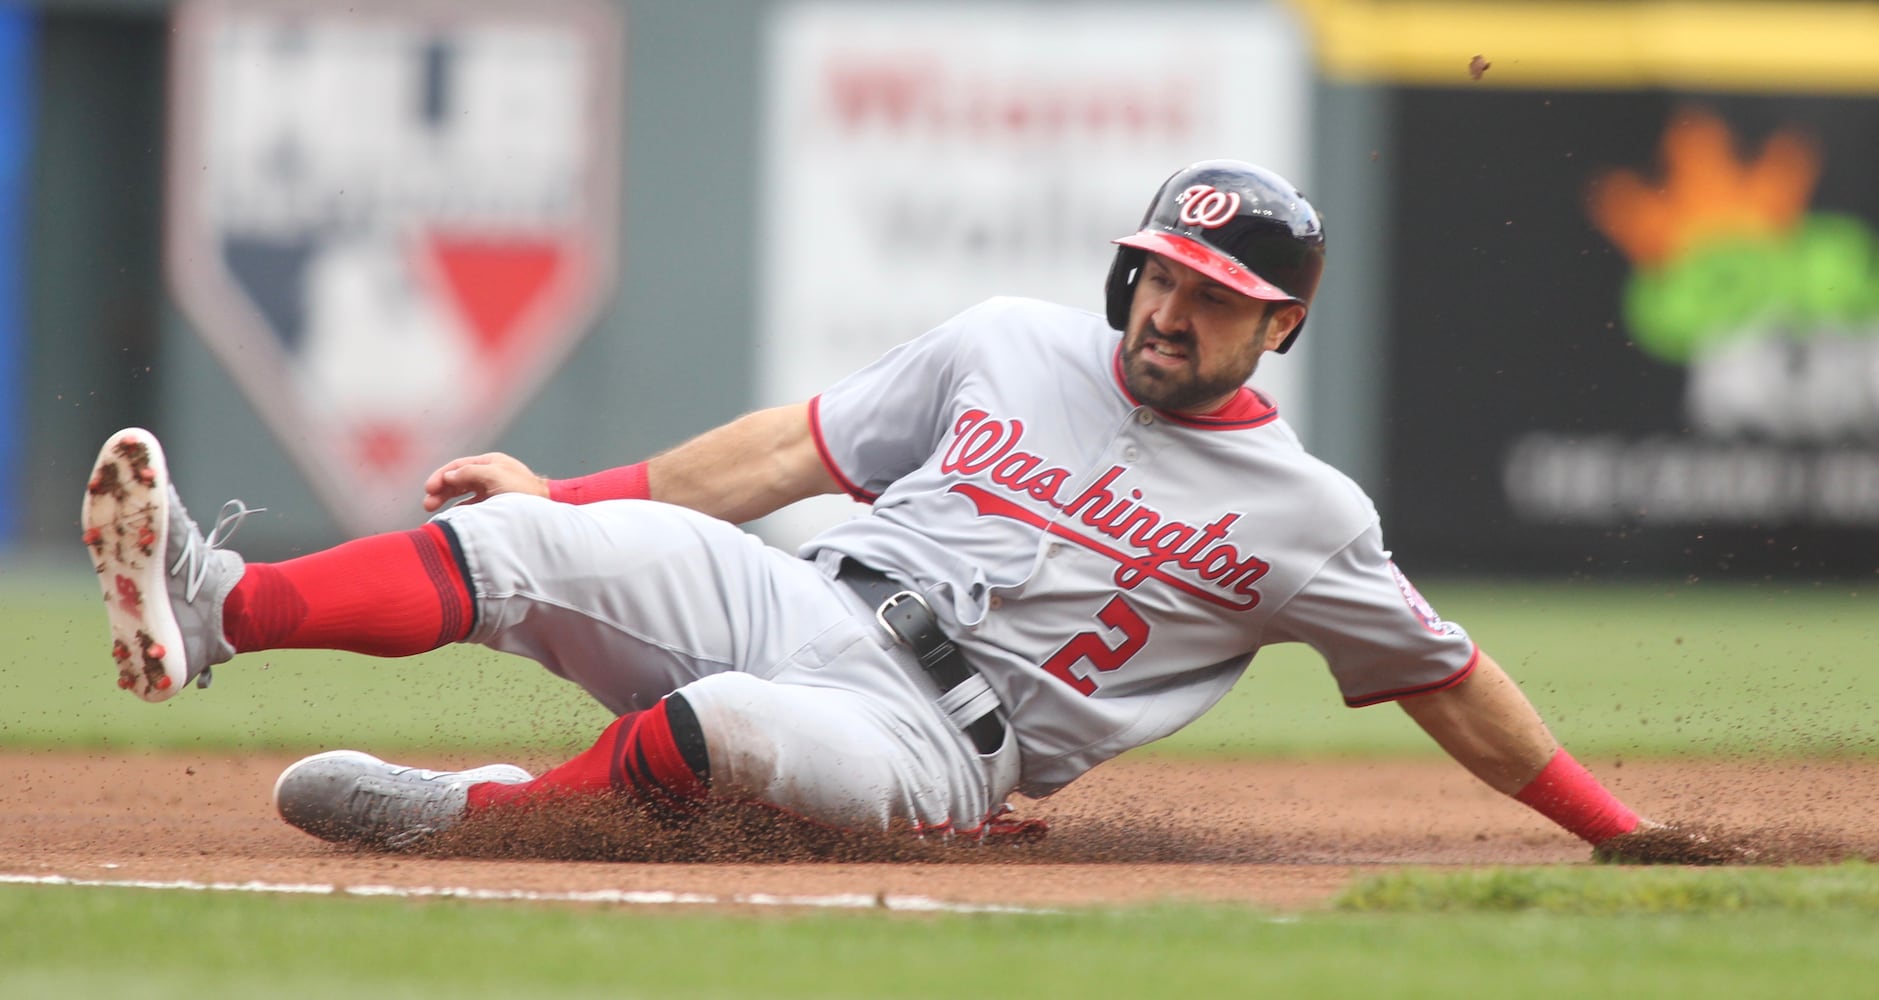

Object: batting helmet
[1105,160,1326,353]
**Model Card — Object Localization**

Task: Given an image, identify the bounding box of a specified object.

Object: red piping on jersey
[1108,348,1280,430]
[807,395,880,503]
[1343,645,1481,708]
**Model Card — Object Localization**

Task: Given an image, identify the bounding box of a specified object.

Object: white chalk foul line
[0,872,1046,915]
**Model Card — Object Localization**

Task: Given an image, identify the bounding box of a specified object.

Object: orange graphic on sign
[1588,110,1820,267]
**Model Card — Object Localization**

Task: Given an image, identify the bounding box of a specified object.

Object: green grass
[8,569,1876,758]
[9,569,1879,998]
[1340,861,1879,914]
[3,880,1877,999]
[3,567,612,755]
[1165,578,1879,759]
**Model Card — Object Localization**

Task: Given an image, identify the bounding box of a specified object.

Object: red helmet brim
[1113,231,1295,303]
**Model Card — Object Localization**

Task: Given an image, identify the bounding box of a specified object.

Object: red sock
[222,523,475,656]
[1515,749,1641,845]
[468,700,708,813]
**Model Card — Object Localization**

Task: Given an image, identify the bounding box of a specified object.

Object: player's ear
[1262,303,1307,352]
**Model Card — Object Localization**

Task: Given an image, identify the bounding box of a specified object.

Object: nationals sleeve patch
[1388,560,1463,636]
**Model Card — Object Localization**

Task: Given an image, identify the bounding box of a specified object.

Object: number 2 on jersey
[1040,595,1150,695]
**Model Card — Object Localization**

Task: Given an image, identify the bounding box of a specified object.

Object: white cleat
[274,750,534,850]
[81,427,254,701]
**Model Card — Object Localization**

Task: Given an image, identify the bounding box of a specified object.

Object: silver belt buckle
[875,589,931,644]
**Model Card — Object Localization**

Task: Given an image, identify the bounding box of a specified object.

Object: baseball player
[82,160,1650,853]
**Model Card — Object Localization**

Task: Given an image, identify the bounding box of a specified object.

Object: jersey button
[989,596,1004,610]
[1046,543,1063,558]
[1122,446,1139,462]
[1136,410,1154,425]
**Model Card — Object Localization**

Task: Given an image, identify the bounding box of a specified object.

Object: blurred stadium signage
[1506,109,1879,533]
[754,1,1310,546]
[1381,94,1879,578]
[165,0,622,534]
[1581,111,1879,450]
[1286,0,1879,578]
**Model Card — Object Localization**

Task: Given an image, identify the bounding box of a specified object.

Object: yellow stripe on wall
[1291,1,1879,93]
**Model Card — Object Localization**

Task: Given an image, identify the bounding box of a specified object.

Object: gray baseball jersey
[805,296,1478,797]
[441,295,1476,831]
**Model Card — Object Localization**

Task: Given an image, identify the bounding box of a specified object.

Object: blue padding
[0,4,35,546]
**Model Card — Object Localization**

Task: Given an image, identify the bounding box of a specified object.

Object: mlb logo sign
[166,0,623,533]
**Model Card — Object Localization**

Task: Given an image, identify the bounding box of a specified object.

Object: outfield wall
[10,0,1879,581]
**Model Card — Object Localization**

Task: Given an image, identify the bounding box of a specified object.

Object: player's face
[1121,255,1302,414]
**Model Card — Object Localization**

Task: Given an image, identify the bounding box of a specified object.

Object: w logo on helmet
[1175,185,1241,228]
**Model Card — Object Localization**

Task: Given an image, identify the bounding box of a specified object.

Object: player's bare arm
[1396,651,1558,793]
[420,403,840,522]
[1400,649,1649,845]
[644,401,842,523]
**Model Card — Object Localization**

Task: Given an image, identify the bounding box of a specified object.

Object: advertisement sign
[1383,91,1879,576]
[756,1,1311,546]
[166,0,622,534]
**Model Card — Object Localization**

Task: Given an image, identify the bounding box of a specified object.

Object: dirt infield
[3,750,1875,910]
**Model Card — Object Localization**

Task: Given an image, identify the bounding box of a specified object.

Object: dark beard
[1122,352,1253,412]
[1121,312,1271,413]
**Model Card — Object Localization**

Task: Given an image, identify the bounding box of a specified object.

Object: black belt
[837,561,1006,755]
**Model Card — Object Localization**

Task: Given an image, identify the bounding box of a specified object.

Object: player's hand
[422,452,551,512]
